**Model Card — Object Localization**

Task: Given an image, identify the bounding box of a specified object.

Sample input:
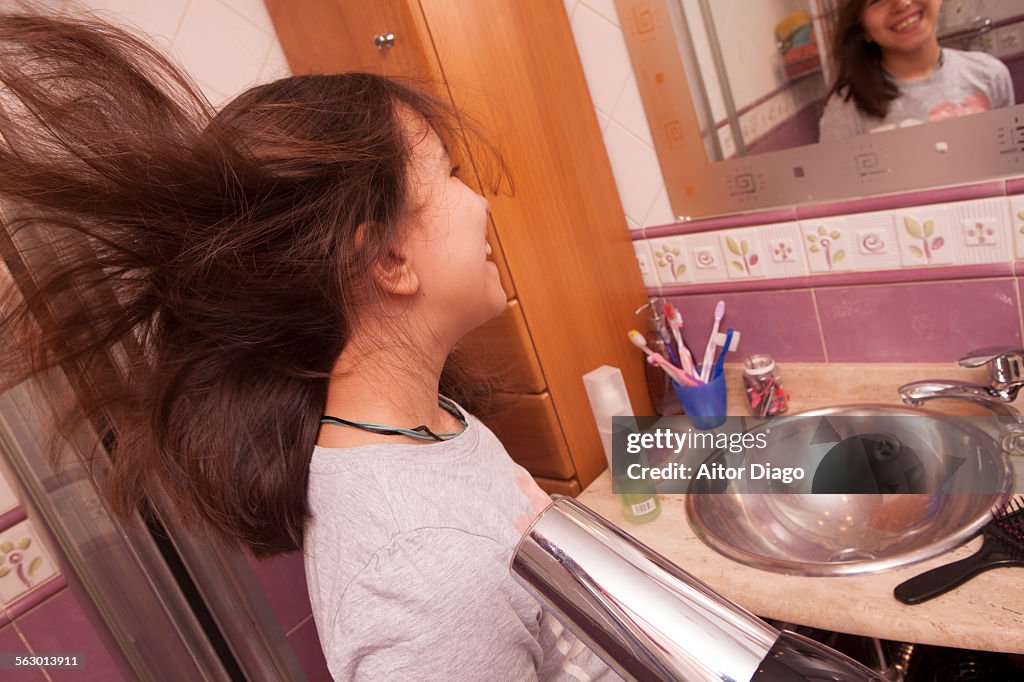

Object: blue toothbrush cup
[672,367,727,430]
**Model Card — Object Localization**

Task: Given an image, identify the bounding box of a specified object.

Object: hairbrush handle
[893,539,1015,605]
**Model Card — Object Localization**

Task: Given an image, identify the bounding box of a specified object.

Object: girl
[819,0,1014,142]
[0,12,621,681]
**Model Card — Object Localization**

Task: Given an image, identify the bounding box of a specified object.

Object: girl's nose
[893,0,912,11]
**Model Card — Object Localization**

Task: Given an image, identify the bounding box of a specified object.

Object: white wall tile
[171,0,274,105]
[633,241,659,288]
[214,0,276,34]
[759,222,808,277]
[77,0,189,50]
[563,0,578,21]
[680,232,728,282]
[581,0,620,27]
[602,121,662,225]
[569,3,632,114]
[945,198,1014,265]
[258,36,292,83]
[644,187,675,227]
[1011,195,1024,259]
[611,71,654,148]
[595,109,611,132]
[839,211,901,271]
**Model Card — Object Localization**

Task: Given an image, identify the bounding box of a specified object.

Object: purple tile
[245,551,311,633]
[667,290,826,363]
[0,623,46,681]
[13,588,130,682]
[817,279,1021,362]
[287,616,332,682]
[4,576,65,622]
[0,507,27,534]
[1008,177,1024,196]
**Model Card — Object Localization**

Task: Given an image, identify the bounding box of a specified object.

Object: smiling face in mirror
[860,0,943,71]
[821,0,1013,142]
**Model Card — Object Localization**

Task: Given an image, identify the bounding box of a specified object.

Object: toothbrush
[710,328,740,380]
[699,300,725,383]
[664,304,695,375]
[627,330,698,387]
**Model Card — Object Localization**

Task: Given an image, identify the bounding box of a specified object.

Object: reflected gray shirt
[819,48,1014,142]
[303,408,623,681]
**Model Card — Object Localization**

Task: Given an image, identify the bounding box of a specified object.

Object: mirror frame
[615,0,1024,221]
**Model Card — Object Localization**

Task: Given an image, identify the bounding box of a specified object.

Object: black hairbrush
[894,496,1024,605]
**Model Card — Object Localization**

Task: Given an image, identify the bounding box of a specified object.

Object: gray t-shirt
[304,407,623,681]
[819,48,1014,142]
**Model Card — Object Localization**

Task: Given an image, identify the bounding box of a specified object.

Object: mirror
[614,0,1024,220]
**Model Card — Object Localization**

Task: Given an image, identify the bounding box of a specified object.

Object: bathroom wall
[0,2,328,680]
[567,0,1024,229]
[566,1,1024,366]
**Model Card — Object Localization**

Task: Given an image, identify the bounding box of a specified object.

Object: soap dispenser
[635,299,683,416]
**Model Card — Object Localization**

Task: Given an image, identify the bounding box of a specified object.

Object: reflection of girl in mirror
[819,0,1014,142]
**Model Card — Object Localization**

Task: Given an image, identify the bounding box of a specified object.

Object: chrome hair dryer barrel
[510,496,880,681]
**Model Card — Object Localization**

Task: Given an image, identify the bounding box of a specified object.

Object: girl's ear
[372,250,419,296]
[354,222,420,296]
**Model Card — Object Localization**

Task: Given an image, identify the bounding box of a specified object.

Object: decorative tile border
[0,519,61,616]
[635,190,1024,292]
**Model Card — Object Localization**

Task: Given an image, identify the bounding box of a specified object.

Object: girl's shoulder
[945,48,1009,75]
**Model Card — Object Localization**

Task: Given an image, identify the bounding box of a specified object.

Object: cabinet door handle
[374,33,396,51]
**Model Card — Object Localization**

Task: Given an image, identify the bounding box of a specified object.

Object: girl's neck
[318,329,458,447]
[882,40,942,80]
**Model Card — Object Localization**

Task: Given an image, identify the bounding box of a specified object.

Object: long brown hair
[825,0,900,118]
[0,13,505,557]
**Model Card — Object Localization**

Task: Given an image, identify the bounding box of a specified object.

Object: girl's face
[861,0,942,54]
[400,118,506,343]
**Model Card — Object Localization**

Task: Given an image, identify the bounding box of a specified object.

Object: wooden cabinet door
[265,0,433,79]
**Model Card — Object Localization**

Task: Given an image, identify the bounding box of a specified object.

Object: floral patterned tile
[0,520,59,608]
[1010,195,1024,260]
[759,222,808,278]
[680,233,728,283]
[718,229,766,279]
[946,198,1013,265]
[893,207,956,267]
[800,219,854,273]
[647,237,691,285]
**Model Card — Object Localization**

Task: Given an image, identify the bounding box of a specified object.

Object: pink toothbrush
[664,304,695,375]
[699,300,725,383]
[627,330,699,387]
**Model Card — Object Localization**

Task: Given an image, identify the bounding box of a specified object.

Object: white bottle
[582,366,661,524]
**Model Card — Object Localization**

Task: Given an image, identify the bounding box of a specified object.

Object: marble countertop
[577,363,1024,654]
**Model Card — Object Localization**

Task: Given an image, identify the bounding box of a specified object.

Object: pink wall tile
[0,624,45,681]
[245,551,311,633]
[816,279,1021,362]
[667,290,826,362]
[287,616,332,682]
[13,588,130,681]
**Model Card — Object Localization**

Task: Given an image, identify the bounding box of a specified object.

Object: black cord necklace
[320,396,467,442]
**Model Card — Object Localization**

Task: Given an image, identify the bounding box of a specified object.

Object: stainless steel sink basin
[685,405,1015,576]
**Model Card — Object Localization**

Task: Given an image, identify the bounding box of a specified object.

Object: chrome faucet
[899,346,1024,454]
[898,346,1024,418]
